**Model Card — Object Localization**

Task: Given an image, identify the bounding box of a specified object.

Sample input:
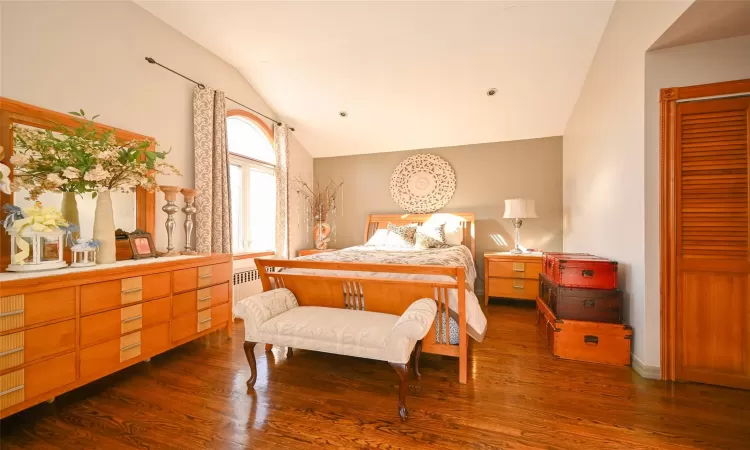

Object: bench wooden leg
[413,340,422,381]
[243,341,258,389]
[389,362,409,421]
[264,343,273,352]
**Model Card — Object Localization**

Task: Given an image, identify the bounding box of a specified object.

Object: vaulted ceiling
[139,1,615,158]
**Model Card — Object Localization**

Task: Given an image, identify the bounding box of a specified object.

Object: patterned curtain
[193,87,232,254]
[274,123,290,258]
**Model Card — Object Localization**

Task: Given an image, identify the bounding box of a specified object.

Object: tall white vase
[93,190,116,264]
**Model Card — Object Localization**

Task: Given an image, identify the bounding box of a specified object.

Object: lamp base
[511,218,524,254]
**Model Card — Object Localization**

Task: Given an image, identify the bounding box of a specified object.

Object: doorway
[661,79,750,389]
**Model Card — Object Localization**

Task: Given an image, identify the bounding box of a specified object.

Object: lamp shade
[503,198,537,219]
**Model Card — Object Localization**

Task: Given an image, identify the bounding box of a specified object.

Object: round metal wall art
[389,154,456,213]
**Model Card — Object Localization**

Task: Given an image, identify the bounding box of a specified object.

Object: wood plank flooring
[2,303,749,449]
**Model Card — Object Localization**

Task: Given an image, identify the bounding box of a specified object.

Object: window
[227,110,276,254]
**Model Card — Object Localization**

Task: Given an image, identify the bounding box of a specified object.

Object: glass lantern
[6,229,68,272]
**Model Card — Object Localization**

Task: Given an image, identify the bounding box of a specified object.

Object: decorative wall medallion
[390,154,456,213]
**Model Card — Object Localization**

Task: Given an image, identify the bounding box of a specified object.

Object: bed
[255,213,485,384]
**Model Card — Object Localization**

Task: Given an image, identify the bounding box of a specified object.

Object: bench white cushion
[233,288,437,364]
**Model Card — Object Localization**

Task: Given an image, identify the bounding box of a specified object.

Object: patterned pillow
[385,223,417,248]
[415,223,450,249]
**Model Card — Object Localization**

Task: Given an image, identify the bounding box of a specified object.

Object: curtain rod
[145,57,295,132]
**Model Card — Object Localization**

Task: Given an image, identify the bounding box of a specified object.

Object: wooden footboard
[255,259,469,384]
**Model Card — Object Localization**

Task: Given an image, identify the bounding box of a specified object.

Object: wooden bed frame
[256,213,477,384]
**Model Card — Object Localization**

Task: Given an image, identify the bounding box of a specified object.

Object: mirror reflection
[11,123,137,239]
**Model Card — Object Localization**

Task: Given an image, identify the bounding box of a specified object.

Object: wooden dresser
[0,253,232,419]
[484,252,543,305]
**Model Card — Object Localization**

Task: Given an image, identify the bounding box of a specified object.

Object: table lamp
[503,199,537,254]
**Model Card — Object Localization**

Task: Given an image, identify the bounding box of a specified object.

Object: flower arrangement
[10,110,179,199]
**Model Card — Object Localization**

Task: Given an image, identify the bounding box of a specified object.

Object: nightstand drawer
[488,261,542,279]
[487,277,537,300]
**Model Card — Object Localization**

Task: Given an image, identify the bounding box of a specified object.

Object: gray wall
[313,137,563,290]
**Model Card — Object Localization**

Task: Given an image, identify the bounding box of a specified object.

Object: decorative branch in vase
[292,175,343,250]
[10,110,180,264]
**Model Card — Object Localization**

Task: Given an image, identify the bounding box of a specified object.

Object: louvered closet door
[676,96,750,389]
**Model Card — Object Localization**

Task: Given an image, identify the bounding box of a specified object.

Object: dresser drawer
[80,272,171,315]
[172,283,229,318]
[142,322,170,357]
[80,297,170,348]
[172,302,229,343]
[488,260,542,280]
[0,288,75,333]
[0,320,76,372]
[487,277,537,300]
[173,263,232,293]
[1,352,76,412]
[80,331,143,379]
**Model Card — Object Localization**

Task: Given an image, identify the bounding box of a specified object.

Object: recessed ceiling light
[339,111,348,117]
[487,88,498,97]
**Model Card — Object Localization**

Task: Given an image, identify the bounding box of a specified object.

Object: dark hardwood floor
[2,303,749,449]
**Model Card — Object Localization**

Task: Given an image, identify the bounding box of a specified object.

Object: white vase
[93,190,116,264]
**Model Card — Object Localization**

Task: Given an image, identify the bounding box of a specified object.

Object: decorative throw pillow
[415,223,450,249]
[384,223,417,248]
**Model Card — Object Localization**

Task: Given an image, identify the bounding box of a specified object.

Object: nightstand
[484,252,543,306]
[298,248,337,257]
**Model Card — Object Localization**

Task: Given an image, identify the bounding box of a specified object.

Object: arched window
[227,110,276,254]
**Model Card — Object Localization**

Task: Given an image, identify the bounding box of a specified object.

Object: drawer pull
[512,263,525,272]
[513,280,525,289]
[582,269,594,278]
[584,335,599,345]
[0,384,24,397]
[0,346,24,357]
[0,309,24,318]
[122,315,143,323]
[583,300,595,308]
[199,274,212,279]
[198,317,212,324]
[121,342,141,352]
[198,296,211,302]
[121,288,143,294]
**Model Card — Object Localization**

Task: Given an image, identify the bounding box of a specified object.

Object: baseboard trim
[632,353,661,379]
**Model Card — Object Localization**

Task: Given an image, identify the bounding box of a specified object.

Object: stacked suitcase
[536,253,632,366]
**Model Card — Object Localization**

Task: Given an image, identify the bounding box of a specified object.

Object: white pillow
[364,229,389,246]
[422,214,464,246]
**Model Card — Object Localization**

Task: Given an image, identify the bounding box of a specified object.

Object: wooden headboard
[364,213,476,260]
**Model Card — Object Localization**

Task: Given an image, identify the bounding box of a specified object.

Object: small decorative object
[159,185,181,256]
[292,176,343,249]
[2,203,74,272]
[180,188,199,255]
[70,239,99,268]
[10,110,180,264]
[390,154,456,214]
[503,198,538,254]
[128,230,157,259]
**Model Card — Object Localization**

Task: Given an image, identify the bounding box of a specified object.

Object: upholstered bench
[233,288,437,420]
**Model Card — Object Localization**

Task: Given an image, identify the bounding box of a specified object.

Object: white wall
[562,0,691,372]
[1,1,313,255]
[643,35,750,367]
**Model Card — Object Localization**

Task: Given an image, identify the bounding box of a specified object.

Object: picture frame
[128,231,157,259]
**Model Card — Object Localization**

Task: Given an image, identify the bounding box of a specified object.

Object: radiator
[232,268,264,307]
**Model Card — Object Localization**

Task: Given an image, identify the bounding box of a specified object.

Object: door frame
[660,78,750,380]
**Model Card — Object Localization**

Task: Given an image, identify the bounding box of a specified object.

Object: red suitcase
[543,253,618,289]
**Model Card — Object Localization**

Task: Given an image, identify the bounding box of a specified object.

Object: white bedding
[288,245,487,342]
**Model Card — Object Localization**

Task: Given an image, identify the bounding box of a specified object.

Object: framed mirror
[0,97,156,272]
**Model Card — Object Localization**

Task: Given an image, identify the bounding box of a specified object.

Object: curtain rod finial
[145,57,155,64]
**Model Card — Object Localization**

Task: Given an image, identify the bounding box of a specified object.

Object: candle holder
[180,188,199,255]
[159,185,181,256]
